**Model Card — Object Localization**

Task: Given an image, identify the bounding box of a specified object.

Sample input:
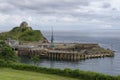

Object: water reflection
[20,56,117,75]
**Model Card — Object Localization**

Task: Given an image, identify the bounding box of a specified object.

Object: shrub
[0,62,119,80]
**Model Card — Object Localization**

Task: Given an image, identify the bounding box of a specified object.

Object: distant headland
[0,21,48,44]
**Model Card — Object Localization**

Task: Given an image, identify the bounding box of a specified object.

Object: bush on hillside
[0,40,19,63]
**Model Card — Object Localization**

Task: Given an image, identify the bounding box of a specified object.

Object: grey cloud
[0,0,120,30]
[0,0,89,15]
[102,3,111,8]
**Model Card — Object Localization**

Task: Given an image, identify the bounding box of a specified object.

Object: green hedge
[0,60,119,80]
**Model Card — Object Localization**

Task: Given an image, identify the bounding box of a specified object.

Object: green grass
[0,68,79,80]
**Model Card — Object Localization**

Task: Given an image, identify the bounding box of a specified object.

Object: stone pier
[17,48,114,61]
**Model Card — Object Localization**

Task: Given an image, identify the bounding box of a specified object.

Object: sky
[0,0,120,31]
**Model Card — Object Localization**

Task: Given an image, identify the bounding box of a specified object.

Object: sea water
[20,30,120,75]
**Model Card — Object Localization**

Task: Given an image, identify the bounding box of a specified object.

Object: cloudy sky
[0,0,120,31]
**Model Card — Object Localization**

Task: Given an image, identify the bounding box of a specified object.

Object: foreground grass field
[0,68,79,80]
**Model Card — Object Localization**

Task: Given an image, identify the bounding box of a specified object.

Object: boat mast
[51,27,54,48]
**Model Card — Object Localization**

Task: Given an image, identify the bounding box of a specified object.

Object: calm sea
[20,30,120,76]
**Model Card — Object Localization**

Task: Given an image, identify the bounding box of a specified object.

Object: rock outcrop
[20,21,28,27]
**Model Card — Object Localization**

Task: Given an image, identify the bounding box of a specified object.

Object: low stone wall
[17,47,114,61]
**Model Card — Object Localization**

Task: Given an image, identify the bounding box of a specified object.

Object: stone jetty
[14,43,114,61]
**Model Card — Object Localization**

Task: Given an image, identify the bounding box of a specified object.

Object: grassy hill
[0,22,48,42]
[0,68,78,80]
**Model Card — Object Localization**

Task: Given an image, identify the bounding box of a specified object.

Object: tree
[31,55,40,66]
[0,40,19,63]
[0,40,6,47]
